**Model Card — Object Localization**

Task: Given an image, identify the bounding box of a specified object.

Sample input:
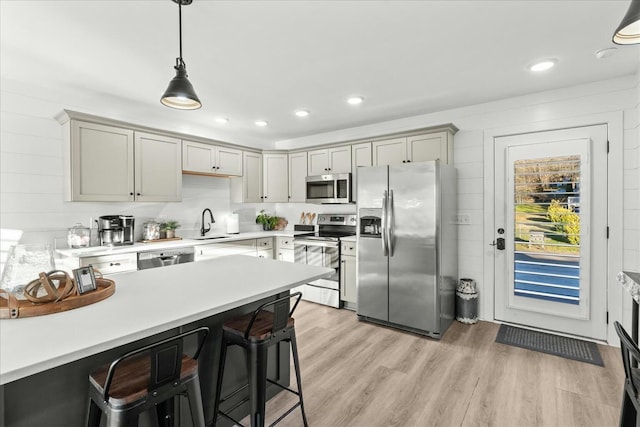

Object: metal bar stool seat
[213,292,308,427]
[86,326,209,427]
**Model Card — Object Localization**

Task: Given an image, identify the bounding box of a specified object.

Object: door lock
[490,237,506,250]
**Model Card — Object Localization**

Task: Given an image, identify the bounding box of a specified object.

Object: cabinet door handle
[129,192,134,196]
[109,262,121,266]
[136,193,141,196]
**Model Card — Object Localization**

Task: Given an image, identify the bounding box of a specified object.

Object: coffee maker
[97,215,135,246]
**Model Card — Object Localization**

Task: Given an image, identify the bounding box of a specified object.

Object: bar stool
[86,326,209,427]
[213,292,308,427]
[614,321,640,427]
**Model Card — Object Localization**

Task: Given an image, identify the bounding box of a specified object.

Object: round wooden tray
[0,278,115,319]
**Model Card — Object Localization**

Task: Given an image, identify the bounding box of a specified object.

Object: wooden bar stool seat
[86,326,209,427]
[213,292,308,427]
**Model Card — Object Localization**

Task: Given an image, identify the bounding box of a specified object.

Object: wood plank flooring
[258,301,624,427]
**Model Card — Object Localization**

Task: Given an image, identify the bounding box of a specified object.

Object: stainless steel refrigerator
[356,161,457,339]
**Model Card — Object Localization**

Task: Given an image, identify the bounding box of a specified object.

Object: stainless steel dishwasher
[137,247,195,270]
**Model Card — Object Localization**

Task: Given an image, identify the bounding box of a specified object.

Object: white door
[494,125,608,340]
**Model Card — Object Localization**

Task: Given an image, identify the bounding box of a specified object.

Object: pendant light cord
[178,1,183,63]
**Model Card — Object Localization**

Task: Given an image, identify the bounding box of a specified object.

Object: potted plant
[161,220,181,239]
[255,210,279,231]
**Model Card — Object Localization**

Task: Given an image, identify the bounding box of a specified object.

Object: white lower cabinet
[277,236,294,262]
[340,241,357,308]
[79,253,138,275]
[256,237,274,259]
[195,238,274,261]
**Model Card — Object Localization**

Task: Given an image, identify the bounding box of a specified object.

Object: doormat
[495,324,604,366]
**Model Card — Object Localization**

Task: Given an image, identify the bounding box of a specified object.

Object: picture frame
[73,265,97,294]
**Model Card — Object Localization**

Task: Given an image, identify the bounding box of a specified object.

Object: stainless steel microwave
[306,173,352,204]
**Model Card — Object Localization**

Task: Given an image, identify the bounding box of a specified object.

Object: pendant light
[161,0,202,109]
[613,0,640,45]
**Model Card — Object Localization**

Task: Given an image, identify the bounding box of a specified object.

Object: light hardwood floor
[261,301,624,427]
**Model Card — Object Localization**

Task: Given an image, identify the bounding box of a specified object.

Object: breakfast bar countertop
[0,255,332,385]
[618,271,640,304]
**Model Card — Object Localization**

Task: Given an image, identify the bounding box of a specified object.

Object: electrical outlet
[455,214,471,225]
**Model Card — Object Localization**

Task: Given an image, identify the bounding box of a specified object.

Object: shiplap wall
[1,74,638,336]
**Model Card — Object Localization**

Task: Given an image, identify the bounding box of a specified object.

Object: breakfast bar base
[0,293,291,427]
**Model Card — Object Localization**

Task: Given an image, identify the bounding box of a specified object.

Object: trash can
[456,278,478,324]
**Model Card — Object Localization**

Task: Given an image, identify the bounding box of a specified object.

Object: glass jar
[0,243,55,295]
[143,221,161,241]
[67,223,91,248]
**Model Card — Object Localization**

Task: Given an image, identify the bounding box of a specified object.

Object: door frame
[483,111,624,344]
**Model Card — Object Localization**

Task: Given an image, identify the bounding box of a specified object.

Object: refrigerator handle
[388,189,395,257]
[381,190,389,256]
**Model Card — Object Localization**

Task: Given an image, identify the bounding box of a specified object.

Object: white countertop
[341,236,357,242]
[56,230,304,258]
[618,271,640,304]
[0,255,332,385]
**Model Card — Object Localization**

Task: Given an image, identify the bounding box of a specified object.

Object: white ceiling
[1,0,638,148]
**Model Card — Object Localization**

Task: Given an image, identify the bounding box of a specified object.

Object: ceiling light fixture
[347,96,364,105]
[215,117,229,124]
[160,0,202,110]
[295,110,310,117]
[529,60,557,72]
[255,120,268,127]
[613,0,640,44]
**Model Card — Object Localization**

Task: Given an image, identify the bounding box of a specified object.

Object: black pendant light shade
[613,0,640,45]
[161,0,202,110]
[161,58,201,109]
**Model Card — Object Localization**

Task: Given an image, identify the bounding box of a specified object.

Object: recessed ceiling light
[295,110,310,117]
[347,96,364,105]
[255,120,268,127]
[215,117,229,124]
[529,59,557,72]
[594,47,618,59]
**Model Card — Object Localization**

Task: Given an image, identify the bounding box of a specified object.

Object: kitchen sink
[190,235,231,240]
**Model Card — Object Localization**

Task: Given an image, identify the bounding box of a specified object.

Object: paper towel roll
[226,213,239,234]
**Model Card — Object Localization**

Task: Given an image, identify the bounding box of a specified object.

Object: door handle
[387,189,394,257]
[381,190,389,256]
[491,237,506,250]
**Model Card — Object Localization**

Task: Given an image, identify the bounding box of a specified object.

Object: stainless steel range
[293,214,357,308]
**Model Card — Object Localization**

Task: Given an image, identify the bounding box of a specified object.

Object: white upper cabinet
[134,132,182,202]
[64,120,181,202]
[68,121,134,202]
[231,151,262,203]
[288,152,307,203]
[351,142,372,201]
[263,153,289,203]
[372,137,408,166]
[408,132,452,164]
[182,140,242,176]
[372,130,455,166]
[307,146,351,175]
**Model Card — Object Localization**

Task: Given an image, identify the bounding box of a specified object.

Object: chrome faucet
[201,208,215,236]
